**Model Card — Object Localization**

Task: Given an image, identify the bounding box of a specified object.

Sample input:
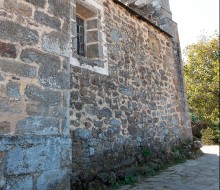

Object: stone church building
[0,0,192,189]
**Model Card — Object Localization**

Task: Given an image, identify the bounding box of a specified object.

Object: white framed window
[70,0,109,75]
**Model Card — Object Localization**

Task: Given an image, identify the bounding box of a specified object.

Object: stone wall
[70,0,192,188]
[0,0,192,189]
[0,0,71,189]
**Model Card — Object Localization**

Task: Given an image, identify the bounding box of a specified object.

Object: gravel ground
[119,146,220,190]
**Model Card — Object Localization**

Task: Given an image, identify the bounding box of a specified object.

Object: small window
[76,16,85,56]
[70,0,109,75]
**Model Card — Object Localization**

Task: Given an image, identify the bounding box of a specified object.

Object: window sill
[70,56,109,75]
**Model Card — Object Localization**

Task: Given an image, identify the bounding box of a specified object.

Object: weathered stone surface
[15,116,60,135]
[0,152,5,188]
[39,68,70,89]
[0,41,16,58]
[87,43,101,59]
[119,85,133,96]
[0,0,191,189]
[73,128,92,140]
[0,73,4,81]
[24,0,46,8]
[36,169,70,190]
[109,119,121,127]
[7,81,20,99]
[148,102,157,110]
[5,176,33,190]
[0,20,38,45]
[34,11,61,30]
[42,31,69,57]
[86,19,99,30]
[94,120,103,128]
[20,48,69,88]
[26,103,48,116]
[0,100,22,114]
[25,85,61,106]
[87,31,99,43]
[48,106,68,119]
[6,143,61,175]
[0,121,10,135]
[4,0,32,17]
[71,91,79,101]
[73,102,84,111]
[20,48,61,69]
[100,107,112,118]
[110,29,119,42]
[85,105,99,116]
[48,0,69,20]
[0,59,36,78]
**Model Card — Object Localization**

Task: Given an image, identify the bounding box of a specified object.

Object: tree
[184,33,219,123]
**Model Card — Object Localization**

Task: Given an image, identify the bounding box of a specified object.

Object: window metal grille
[76,16,85,56]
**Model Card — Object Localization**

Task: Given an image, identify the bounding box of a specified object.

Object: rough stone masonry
[0,0,192,189]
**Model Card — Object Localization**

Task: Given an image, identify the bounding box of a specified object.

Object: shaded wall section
[0,0,72,189]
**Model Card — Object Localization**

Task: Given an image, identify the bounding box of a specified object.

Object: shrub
[201,127,215,145]
[192,121,208,139]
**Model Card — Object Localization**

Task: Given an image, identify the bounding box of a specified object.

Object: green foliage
[142,149,152,158]
[112,182,120,189]
[124,175,137,185]
[184,33,219,124]
[210,123,220,143]
[111,174,137,189]
[201,127,216,145]
[190,112,199,124]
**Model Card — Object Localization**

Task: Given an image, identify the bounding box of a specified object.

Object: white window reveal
[70,0,108,75]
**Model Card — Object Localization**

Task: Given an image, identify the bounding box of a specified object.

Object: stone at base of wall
[70,140,202,190]
[0,136,72,190]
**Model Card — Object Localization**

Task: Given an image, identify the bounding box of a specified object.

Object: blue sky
[169,0,219,50]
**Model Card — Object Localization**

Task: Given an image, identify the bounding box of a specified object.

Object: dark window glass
[76,16,85,56]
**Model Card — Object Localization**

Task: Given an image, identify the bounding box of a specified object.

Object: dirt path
[119,146,219,190]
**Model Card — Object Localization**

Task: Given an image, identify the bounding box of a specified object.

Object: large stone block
[42,31,69,57]
[0,100,22,114]
[5,176,33,190]
[21,49,69,89]
[48,106,68,119]
[39,68,70,89]
[36,169,70,190]
[24,0,46,8]
[34,11,61,30]
[4,0,32,18]
[0,20,39,45]
[6,143,61,175]
[0,59,37,78]
[25,85,62,106]
[48,0,69,20]
[15,116,60,135]
[20,48,61,69]
[6,81,21,99]
[26,103,48,116]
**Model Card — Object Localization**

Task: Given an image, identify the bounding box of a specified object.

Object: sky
[169,0,219,51]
